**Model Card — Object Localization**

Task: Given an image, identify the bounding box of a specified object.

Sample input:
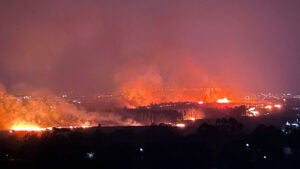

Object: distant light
[251,111,259,116]
[264,105,272,109]
[248,108,259,116]
[190,117,196,121]
[248,107,255,111]
[139,148,144,152]
[176,123,186,128]
[245,143,250,147]
[263,155,267,159]
[274,104,282,108]
[283,146,293,156]
[23,96,31,99]
[85,152,95,159]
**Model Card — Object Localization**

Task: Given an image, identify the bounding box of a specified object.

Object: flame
[189,117,196,121]
[216,97,231,104]
[198,101,204,104]
[0,88,100,130]
[10,123,94,132]
[11,123,50,131]
[183,108,204,121]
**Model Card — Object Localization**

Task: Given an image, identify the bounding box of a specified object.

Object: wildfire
[10,123,95,132]
[183,108,204,121]
[216,98,231,104]
[189,117,196,121]
[11,123,50,132]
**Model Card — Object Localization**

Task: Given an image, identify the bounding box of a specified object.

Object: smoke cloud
[1,1,300,94]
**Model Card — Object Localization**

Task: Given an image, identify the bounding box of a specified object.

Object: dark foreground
[0,119,300,169]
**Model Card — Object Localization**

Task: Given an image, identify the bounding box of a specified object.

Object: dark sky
[0,0,300,94]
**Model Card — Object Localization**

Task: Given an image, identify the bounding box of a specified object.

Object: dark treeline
[0,118,299,169]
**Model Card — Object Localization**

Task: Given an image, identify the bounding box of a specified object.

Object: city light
[176,123,186,128]
[274,104,282,108]
[264,105,272,109]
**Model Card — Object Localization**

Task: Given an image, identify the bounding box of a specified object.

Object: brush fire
[0,88,98,131]
[0,83,283,132]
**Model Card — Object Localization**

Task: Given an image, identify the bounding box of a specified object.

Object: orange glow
[11,123,50,132]
[81,125,91,128]
[10,123,93,132]
[118,85,240,107]
[216,98,231,104]
[189,117,196,121]
[0,89,99,131]
[183,108,204,121]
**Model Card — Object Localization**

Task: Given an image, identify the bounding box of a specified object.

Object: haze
[0,0,300,94]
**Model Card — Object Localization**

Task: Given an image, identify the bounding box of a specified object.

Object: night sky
[0,0,300,94]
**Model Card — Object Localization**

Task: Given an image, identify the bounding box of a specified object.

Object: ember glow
[216,98,231,104]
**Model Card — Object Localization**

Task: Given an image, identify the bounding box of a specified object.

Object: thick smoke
[114,49,240,107]
[1,1,299,95]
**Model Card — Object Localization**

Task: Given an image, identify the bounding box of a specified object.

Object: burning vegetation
[0,87,98,131]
